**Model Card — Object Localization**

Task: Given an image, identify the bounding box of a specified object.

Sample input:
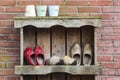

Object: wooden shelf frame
[14,16,102,80]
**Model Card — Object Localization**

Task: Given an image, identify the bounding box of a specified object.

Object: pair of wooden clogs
[71,43,92,66]
[24,46,45,66]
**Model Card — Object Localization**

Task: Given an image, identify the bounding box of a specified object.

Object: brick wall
[0,0,119,80]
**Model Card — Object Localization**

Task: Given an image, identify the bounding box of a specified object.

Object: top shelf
[14,16,102,28]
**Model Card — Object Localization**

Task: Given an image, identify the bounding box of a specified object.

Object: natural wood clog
[83,44,92,66]
[71,43,81,66]
[63,56,77,65]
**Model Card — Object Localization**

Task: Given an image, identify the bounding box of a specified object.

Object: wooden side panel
[37,28,51,80]
[51,26,66,80]
[23,26,36,80]
[81,26,95,80]
[67,28,81,80]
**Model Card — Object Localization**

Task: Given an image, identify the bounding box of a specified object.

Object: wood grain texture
[67,28,81,80]
[23,26,36,80]
[37,28,51,80]
[81,26,95,80]
[51,26,66,80]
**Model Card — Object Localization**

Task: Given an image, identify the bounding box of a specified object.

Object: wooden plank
[23,26,36,80]
[67,28,81,80]
[81,26,95,80]
[51,26,66,80]
[37,28,50,80]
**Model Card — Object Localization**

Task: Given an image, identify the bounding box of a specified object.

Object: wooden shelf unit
[14,17,102,80]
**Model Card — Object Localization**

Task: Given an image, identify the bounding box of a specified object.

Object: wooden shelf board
[15,65,102,75]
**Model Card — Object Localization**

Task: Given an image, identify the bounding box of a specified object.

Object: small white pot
[25,5,36,17]
[48,5,59,16]
[36,5,47,17]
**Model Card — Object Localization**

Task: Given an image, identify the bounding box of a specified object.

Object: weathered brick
[0,62,5,69]
[114,6,120,13]
[60,6,78,13]
[113,14,120,20]
[102,6,113,13]
[102,21,114,27]
[114,0,120,6]
[102,35,120,40]
[97,41,113,47]
[102,63,118,68]
[6,62,19,69]
[97,55,113,62]
[6,7,25,13]
[0,14,19,20]
[65,1,88,6]
[114,41,120,47]
[89,1,113,6]
[96,27,113,34]
[5,76,20,80]
[0,7,5,12]
[78,7,101,13]
[0,42,19,48]
[0,76,4,80]
[5,49,20,56]
[0,28,19,34]
[114,56,120,62]
[17,0,40,6]
[0,0,16,6]
[101,76,120,80]
[103,69,115,75]
[41,1,64,5]
[0,21,6,27]
[0,70,14,76]
[0,56,20,62]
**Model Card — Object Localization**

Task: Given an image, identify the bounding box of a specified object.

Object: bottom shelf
[15,65,102,75]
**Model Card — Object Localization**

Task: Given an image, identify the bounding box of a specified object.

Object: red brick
[0,70,14,76]
[89,1,113,6]
[0,7,5,12]
[5,49,20,56]
[97,41,113,47]
[102,21,114,27]
[101,76,120,80]
[5,76,20,80]
[102,63,118,68]
[96,28,113,34]
[78,7,101,13]
[0,14,18,20]
[6,62,19,69]
[0,56,20,62]
[102,6,113,13]
[103,69,115,75]
[5,21,14,27]
[41,1,64,5]
[0,0,16,6]
[0,21,6,27]
[114,56,120,62]
[98,47,120,54]
[0,42,19,48]
[60,6,78,13]
[0,76,4,80]
[6,7,25,13]
[0,28,19,34]
[113,28,120,33]
[114,14,120,20]
[102,35,120,40]
[17,0,40,6]
[0,62,5,69]
[0,34,20,41]
[97,55,113,62]
[114,41,120,47]
[114,6,120,13]
[114,0,120,6]
[90,13,113,20]
[65,1,88,6]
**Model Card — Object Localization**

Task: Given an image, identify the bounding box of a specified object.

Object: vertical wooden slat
[51,26,66,80]
[81,26,95,80]
[67,28,81,80]
[37,28,51,80]
[23,26,36,80]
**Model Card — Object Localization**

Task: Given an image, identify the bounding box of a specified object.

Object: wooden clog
[71,43,81,66]
[83,44,92,66]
